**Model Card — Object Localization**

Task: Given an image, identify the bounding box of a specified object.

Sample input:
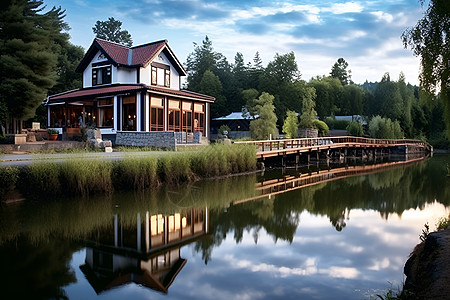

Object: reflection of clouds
[226,254,360,279]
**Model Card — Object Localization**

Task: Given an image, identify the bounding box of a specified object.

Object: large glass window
[193,103,205,134]
[67,105,84,128]
[168,99,180,131]
[122,95,136,131]
[98,98,114,128]
[182,101,193,132]
[92,66,111,86]
[49,105,66,127]
[150,96,164,131]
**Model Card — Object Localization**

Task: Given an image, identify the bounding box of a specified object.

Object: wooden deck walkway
[235,136,433,160]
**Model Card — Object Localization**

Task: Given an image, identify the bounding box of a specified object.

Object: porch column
[205,102,210,139]
[144,93,149,131]
[113,96,118,131]
[47,106,51,128]
[136,93,141,131]
[164,96,168,131]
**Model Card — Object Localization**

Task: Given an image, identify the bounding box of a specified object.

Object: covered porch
[45,84,213,145]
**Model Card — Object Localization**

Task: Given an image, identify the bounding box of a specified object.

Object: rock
[403,230,450,299]
[105,146,113,152]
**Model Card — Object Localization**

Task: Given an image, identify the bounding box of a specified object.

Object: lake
[0,154,449,299]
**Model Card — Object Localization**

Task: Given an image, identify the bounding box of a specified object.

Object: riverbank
[0,143,257,201]
[402,229,450,299]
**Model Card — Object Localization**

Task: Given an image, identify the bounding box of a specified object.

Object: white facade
[83,50,180,89]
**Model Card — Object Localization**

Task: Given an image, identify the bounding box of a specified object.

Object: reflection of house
[45,38,214,146]
[80,208,208,294]
[211,108,256,139]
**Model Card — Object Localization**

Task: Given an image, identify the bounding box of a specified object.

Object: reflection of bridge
[233,156,428,205]
[236,136,432,161]
[80,208,208,295]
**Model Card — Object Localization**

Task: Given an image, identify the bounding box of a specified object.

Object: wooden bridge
[235,136,433,161]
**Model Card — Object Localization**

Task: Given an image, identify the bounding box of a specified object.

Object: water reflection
[0,154,449,299]
[80,208,208,294]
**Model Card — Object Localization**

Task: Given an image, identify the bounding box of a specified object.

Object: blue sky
[43,0,425,85]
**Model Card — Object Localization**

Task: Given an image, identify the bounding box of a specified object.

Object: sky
[42,0,426,85]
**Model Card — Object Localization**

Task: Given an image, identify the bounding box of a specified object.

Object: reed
[158,152,194,184]
[112,154,159,190]
[23,162,61,195]
[0,166,19,199]
[59,158,113,196]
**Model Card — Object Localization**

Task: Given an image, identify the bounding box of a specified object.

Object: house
[210,107,257,140]
[45,38,215,147]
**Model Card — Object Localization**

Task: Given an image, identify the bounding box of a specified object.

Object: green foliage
[368,116,404,139]
[402,0,450,137]
[0,166,19,199]
[0,1,67,120]
[324,118,351,130]
[199,70,226,118]
[282,110,299,138]
[312,119,329,136]
[47,129,59,135]
[22,162,61,196]
[346,121,364,136]
[437,214,450,230]
[218,124,231,135]
[92,17,132,46]
[330,58,351,85]
[249,92,278,140]
[299,87,317,129]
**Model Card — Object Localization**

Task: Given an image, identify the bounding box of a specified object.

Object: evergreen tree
[299,87,317,129]
[199,70,226,118]
[330,58,352,85]
[249,92,278,140]
[0,0,69,131]
[282,110,299,138]
[92,17,132,47]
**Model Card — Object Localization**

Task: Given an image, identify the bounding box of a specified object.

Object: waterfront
[0,154,449,299]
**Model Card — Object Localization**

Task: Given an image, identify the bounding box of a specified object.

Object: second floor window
[151,66,157,85]
[165,69,170,87]
[92,66,111,85]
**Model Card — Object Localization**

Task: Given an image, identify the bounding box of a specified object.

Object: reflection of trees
[0,236,80,299]
[195,155,450,262]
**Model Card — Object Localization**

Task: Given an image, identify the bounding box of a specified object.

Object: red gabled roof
[76,38,186,75]
[95,39,130,65]
[46,84,215,103]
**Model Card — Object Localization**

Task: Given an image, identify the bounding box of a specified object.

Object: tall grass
[112,155,159,189]
[0,166,19,199]
[60,159,113,196]
[4,143,257,199]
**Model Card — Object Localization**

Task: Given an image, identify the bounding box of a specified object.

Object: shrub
[324,118,351,130]
[218,124,231,136]
[346,121,364,136]
[312,119,329,136]
[368,115,404,139]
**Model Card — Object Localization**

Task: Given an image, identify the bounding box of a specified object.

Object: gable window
[164,69,170,87]
[151,66,157,85]
[92,66,111,85]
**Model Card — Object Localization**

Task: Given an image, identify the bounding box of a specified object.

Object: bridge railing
[235,136,431,153]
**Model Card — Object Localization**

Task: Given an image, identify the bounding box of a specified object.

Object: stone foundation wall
[298,128,318,138]
[115,131,177,149]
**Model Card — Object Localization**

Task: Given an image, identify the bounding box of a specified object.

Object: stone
[105,146,113,152]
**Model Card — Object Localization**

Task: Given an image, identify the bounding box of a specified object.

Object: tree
[199,70,226,118]
[92,17,132,47]
[299,87,317,129]
[402,0,450,138]
[330,58,352,85]
[249,92,278,140]
[368,115,404,139]
[0,0,69,132]
[282,110,299,138]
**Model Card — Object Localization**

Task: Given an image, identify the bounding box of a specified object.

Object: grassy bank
[1,143,257,199]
